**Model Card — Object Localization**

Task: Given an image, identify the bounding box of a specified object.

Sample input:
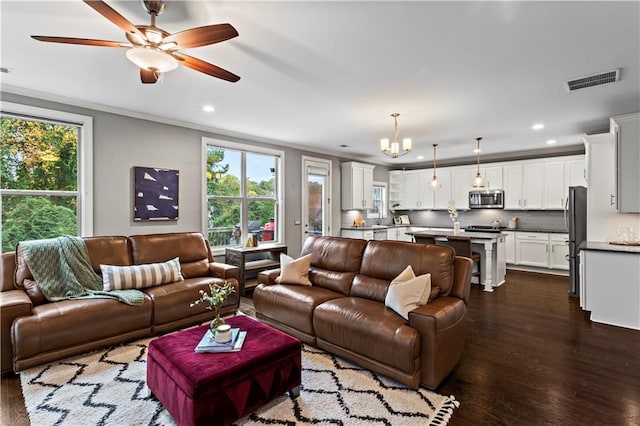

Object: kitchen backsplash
[341,209,567,231]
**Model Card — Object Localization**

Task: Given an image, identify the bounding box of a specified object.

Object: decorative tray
[609,241,640,246]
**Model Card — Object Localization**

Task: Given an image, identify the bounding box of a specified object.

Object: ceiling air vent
[565,69,619,92]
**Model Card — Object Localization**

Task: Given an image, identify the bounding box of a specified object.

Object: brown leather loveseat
[0,232,240,373]
[254,236,472,389]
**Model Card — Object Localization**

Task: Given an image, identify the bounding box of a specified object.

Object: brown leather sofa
[0,232,240,373]
[254,236,472,389]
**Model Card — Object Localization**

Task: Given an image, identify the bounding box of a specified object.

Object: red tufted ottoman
[147,315,301,426]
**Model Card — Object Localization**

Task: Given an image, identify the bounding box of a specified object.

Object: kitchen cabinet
[451,167,474,209]
[543,161,565,209]
[584,133,618,241]
[433,169,452,209]
[611,113,640,213]
[341,162,374,210]
[564,158,587,188]
[483,166,503,190]
[404,170,432,209]
[522,163,544,209]
[548,233,569,270]
[503,165,523,209]
[504,231,516,264]
[515,232,549,267]
[341,229,374,240]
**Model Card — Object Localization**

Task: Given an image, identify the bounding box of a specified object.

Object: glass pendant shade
[430,143,440,190]
[472,137,485,188]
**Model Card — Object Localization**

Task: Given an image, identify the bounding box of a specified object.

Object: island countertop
[580,241,640,254]
[409,230,503,240]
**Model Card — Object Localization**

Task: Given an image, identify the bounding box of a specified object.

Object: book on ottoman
[195,328,247,353]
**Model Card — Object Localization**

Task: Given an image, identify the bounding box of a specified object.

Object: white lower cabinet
[504,231,516,264]
[341,229,374,240]
[548,234,569,270]
[513,232,569,270]
[515,232,549,267]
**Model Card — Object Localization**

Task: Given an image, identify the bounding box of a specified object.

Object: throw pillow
[275,253,312,286]
[101,257,183,291]
[385,266,432,320]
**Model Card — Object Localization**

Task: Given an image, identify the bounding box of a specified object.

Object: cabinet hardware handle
[610,194,615,206]
[565,254,570,261]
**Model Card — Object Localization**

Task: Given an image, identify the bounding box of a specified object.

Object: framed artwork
[133,166,179,221]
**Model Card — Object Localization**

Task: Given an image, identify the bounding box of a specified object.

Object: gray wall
[2,92,348,257]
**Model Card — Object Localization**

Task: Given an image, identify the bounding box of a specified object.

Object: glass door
[301,157,332,245]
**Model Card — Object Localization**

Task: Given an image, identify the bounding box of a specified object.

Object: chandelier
[380,113,412,158]
[472,137,485,188]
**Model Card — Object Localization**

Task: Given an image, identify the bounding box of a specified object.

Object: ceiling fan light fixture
[126,46,178,72]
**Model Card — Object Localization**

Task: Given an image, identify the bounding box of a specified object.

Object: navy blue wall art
[133,167,179,221]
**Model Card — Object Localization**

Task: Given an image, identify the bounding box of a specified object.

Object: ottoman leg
[289,386,300,398]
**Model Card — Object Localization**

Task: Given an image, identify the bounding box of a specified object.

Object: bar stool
[446,236,481,284]
[414,234,436,245]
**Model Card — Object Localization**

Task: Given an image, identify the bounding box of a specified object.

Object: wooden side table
[225,245,287,295]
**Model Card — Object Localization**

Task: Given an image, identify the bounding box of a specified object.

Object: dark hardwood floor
[2,271,639,425]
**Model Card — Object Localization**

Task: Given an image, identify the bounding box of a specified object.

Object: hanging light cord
[393,113,399,145]
[433,144,438,179]
[476,137,482,175]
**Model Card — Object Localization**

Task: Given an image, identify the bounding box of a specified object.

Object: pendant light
[472,137,485,188]
[430,144,441,190]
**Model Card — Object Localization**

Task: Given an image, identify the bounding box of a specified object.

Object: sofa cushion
[144,277,237,326]
[253,283,344,335]
[23,279,46,306]
[84,236,132,274]
[355,240,455,297]
[101,257,183,291]
[276,254,312,286]
[12,296,153,361]
[314,297,420,375]
[129,232,211,278]
[300,236,368,295]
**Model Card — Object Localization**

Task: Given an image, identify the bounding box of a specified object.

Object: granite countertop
[580,241,640,254]
[341,225,568,234]
[410,230,503,240]
[504,228,568,234]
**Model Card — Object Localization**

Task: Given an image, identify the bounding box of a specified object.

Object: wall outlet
[294,219,301,225]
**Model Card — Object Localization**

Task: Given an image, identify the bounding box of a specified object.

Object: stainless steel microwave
[469,189,505,209]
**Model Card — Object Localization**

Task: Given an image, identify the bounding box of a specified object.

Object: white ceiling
[1,1,639,166]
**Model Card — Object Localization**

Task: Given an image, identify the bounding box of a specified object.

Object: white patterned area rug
[21,339,458,426]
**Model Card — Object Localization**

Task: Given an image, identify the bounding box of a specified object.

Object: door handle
[610,194,616,206]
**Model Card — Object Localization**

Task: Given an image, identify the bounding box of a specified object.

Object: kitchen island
[579,241,640,330]
[410,230,506,292]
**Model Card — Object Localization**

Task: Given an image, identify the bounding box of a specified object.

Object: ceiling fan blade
[140,68,160,84]
[163,24,238,49]
[31,36,130,48]
[83,0,146,41]
[172,52,240,82]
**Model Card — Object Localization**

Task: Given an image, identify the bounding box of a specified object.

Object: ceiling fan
[32,0,240,84]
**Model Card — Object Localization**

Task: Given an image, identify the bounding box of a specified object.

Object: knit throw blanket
[20,236,144,306]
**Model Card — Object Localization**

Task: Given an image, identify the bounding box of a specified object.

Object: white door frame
[301,156,332,246]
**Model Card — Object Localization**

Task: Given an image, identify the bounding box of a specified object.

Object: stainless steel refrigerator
[565,186,587,297]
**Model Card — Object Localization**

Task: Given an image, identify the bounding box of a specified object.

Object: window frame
[367,181,388,220]
[202,137,285,255]
[0,101,94,239]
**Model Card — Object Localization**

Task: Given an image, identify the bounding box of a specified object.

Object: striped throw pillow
[101,257,183,291]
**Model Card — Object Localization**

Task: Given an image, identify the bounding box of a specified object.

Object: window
[0,102,93,253]
[367,181,387,221]
[203,138,283,251]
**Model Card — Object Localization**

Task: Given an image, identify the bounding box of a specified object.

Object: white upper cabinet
[341,162,375,210]
[611,113,640,213]
[451,167,475,210]
[503,165,524,209]
[404,169,432,209]
[388,155,585,211]
[543,161,565,209]
[433,169,452,209]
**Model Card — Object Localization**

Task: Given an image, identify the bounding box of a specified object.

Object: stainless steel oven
[469,189,505,209]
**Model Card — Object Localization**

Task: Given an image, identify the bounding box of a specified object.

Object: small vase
[453,221,461,233]
[209,311,225,335]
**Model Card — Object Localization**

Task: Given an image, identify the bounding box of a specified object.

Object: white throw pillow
[275,253,312,286]
[385,266,432,320]
[101,257,183,291]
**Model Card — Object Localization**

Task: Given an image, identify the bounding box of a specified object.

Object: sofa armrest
[257,269,281,286]
[1,290,32,373]
[209,262,239,281]
[408,297,467,389]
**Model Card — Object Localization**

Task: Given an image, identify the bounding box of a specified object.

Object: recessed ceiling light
[473,149,481,153]
[532,123,545,130]
[202,105,215,113]
[417,155,424,160]
[546,139,557,145]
